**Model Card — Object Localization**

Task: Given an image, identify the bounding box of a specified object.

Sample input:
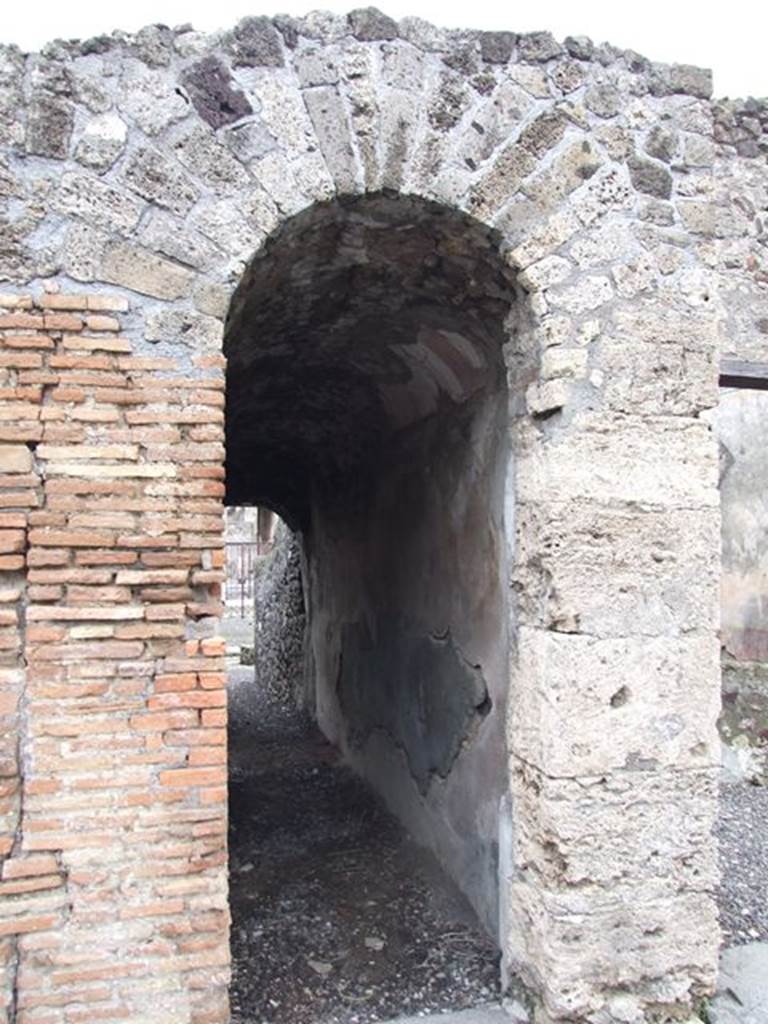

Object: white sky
[3,0,766,99]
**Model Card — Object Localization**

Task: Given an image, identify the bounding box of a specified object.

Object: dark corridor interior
[223,193,518,1021]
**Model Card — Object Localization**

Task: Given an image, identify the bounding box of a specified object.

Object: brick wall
[0,291,229,1024]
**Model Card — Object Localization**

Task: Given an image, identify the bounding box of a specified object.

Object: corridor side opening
[223,194,521,1021]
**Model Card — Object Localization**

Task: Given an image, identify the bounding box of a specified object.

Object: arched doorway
[224,192,520,1018]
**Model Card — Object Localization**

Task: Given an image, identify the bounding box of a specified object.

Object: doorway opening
[223,193,520,1021]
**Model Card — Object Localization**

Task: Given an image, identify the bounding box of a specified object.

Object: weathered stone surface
[584,82,621,118]
[74,113,128,172]
[347,7,399,41]
[118,62,190,135]
[122,145,200,215]
[517,32,562,63]
[628,153,673,198]
[670,63,713,99]
[512,626,720,778]
[139,209,220,271]
[228,16,284,67]
[171,126,252,192]
[26,95,74,158]
[101,243,195,299]
[0,15,734,1024]
[303,86,361,194]
[52,172,144,233]
[145,307,221,350]
[645,124,678,162]
[516,412,718,508]
[182,56,253,129]
[710,943,768,1024]
[478,31,514,65]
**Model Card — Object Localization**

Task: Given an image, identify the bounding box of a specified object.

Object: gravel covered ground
[228,668,499,1024]
[716,781,768,947]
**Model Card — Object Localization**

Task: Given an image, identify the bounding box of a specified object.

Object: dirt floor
[228,667,500,1024]
[716,781,768,947]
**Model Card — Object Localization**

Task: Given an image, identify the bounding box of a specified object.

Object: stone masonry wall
[0,10,731,1023]
[253,523,305,709]
[711,100,768,365]
[0,290,229,1024]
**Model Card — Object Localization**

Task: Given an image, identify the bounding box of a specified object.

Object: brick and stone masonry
[0,292,229,1023]
[0,7,762,1023]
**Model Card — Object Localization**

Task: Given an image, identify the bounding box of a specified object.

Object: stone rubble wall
[0,291,229,1024]
[253,523,306,709]
[0,9,732,1022]
[711,100,768,364]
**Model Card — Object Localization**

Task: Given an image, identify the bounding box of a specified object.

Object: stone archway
[0,12,724,1024]
[225,193,519,937]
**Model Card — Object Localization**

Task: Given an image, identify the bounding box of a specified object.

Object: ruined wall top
[0,9,718,100]
[0,5,761,377]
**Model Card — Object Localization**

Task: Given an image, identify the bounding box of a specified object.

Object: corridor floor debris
[716,782,768,947]
[228,668,499,1024]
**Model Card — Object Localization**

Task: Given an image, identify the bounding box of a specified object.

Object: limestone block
[547,274,613,314]
[303,85,362,195]
[189,198,272,266]
[62,222,109,283]
[145,308,222,351]
[513,498,720,637]
[26,95,74,159]
[515,412,719,509]
[118,62,189,135]
[509,759,719,893]
[517,256,572,291]
[509,628,720,776]
[506,883,718,1022]
[251,151,307,216]
[378,89,421,191]
[122,146,201,216]
[226,16,285,68]
[595,329,718,415]
[521,140,603,212]
[249,75,317,155]
[381,40,426,92]
[539,348,588,380]
[69,55,112,115]
[52,173,144,235]
[74,113,127,172]
[170,126,252,193]
[222,118,278,164]
[526,379,571,416]
[294,44,343,88]
[508,210,581,270]
[628,155,673,199]
[101,244,195,301]
[139,210,220,273]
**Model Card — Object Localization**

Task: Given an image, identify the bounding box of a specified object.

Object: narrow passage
[228,667,499,1024]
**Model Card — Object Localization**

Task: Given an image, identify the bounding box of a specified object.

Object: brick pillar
[0,291,229,1024]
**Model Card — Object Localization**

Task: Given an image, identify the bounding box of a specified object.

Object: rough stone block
[510,627,720,776]
[101,245,195,301]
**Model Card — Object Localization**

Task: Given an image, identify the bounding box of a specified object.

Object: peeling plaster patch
[338,618,491,794]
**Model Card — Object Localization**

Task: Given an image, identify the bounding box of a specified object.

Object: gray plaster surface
[710,943,768,1023]
[380,1008,511,1024]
